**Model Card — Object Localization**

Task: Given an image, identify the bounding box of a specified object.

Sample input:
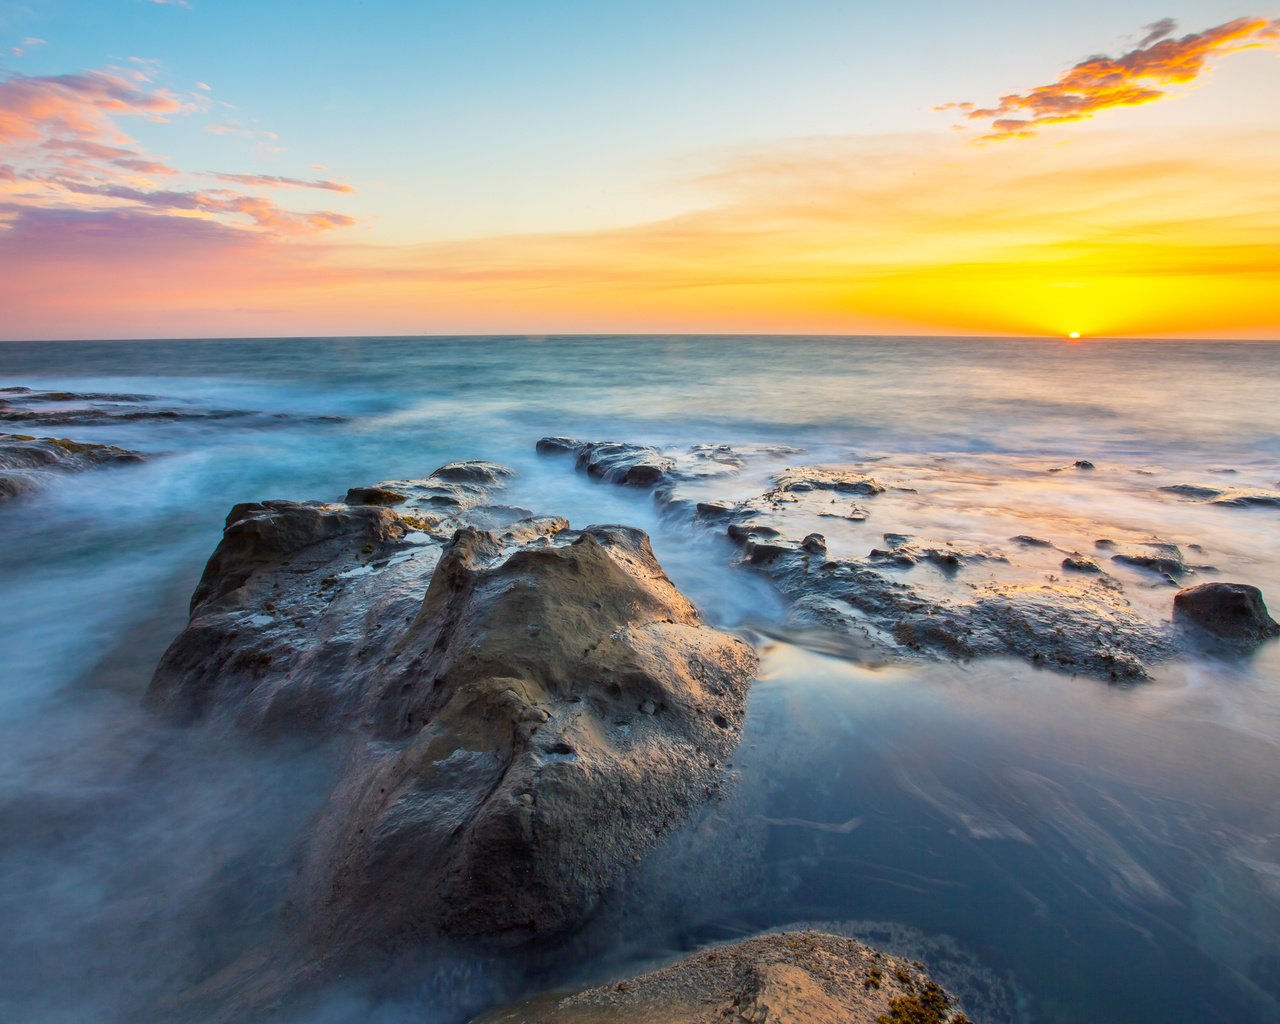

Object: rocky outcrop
[1173,582,1280,646]
[478,931,973,1024]
[0,432,144,501]
[147,461,757,960]
[299,523,756,954]
[0,385,344,428]
[536,440,1186,680]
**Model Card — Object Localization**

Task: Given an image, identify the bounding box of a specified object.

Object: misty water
[1,336,1278,1023]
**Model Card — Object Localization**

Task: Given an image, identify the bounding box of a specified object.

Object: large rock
[147,461,523,728]
[1173,582,1279,646]
[147,463,757,960]
[0,432,144,501]
[299,523,756,954]
[478,930,974,1024]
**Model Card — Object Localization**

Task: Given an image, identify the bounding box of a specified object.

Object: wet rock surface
[147,461,757,962]
[533,439,1280,680]
[478,930,974,1024]
[0,384,344,428]
[0,431,144,501]
[1173,583,1280,646]
[1159,482,1280,508]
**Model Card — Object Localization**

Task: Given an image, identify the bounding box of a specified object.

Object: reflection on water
[0,335,1277,1022]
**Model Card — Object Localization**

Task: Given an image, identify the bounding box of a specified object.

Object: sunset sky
[1,1,1277,340]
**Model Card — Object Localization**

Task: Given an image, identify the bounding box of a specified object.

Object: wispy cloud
[941,17,1280,140]
[0,63,355,238]
[209,172,354,193]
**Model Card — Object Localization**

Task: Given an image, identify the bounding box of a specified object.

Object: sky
[0,0,1277,340]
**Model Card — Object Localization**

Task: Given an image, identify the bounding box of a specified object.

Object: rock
[0,432,144,501]
[1160,483,1223,499]
[1111,545,1187,579]
[297,523,756,955]
[1074,460,1095,470]
[1173,583,1280,646]
[148,463,757,960]
[536,437,676,488]
[1158,483,1280,508]
[801,533,827,555]
[344,486,407,505]
[775,466,885,496]
[1011,535,1053,547]
[477,930,973,1024]
[1062,556,1102,573]
[431,460,514,485]
[0,385,344,428]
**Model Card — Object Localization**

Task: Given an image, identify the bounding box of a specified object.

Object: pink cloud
[0,64,355,238]
[945,16,1280,140]
[210,172,355,193]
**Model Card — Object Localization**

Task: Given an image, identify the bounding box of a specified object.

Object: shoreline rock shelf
[146,461,757,962]
[535,436,1280,681]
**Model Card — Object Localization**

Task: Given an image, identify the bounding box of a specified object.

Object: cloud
[945,17,1280,140]
[1137,18,1178,49]
[209,172,355,193]
[0,64,355,238]
[0,70,184,145]
[205,121,278,140]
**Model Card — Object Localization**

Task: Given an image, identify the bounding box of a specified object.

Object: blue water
[1,335,1278,1023]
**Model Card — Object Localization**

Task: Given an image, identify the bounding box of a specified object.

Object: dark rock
[1158,482,1280,508]
[1062,556,1102,573]
[1011,535,1053,547]
[0,432,145,501]
[800,533,827,555]
[1160,483,1223,499]
[344,486,407,505]
[1111,545,1187,578]
[1074,460,1096,470]
[537,438,676,488]
[1173,583,1279,646]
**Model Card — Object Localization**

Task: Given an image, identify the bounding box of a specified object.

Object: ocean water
[0,335,1278,1023]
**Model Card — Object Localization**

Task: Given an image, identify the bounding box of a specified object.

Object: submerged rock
[478,930,973,1024]
[1159,483,1280,508]
[148,461,757,960]
[0,432,144,501]
[1173,582,1279,647]
[0,384,344,428]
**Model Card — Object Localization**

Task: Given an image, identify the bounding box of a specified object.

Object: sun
[1067,331,1081,339]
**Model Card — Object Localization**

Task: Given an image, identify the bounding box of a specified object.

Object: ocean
[1,335,1278,1023]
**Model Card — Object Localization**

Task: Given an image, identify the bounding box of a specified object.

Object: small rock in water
[1173,582,1280,646]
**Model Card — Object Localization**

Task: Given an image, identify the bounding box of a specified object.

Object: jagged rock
[297,524,757,954]
[478,930,973,1024]
[1173,583,1279,646]
[0,432,144,501]
[1062,556,1102,573]
[536,438,676,487]
[147,462,757,960]
[1011,535,1053,547]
